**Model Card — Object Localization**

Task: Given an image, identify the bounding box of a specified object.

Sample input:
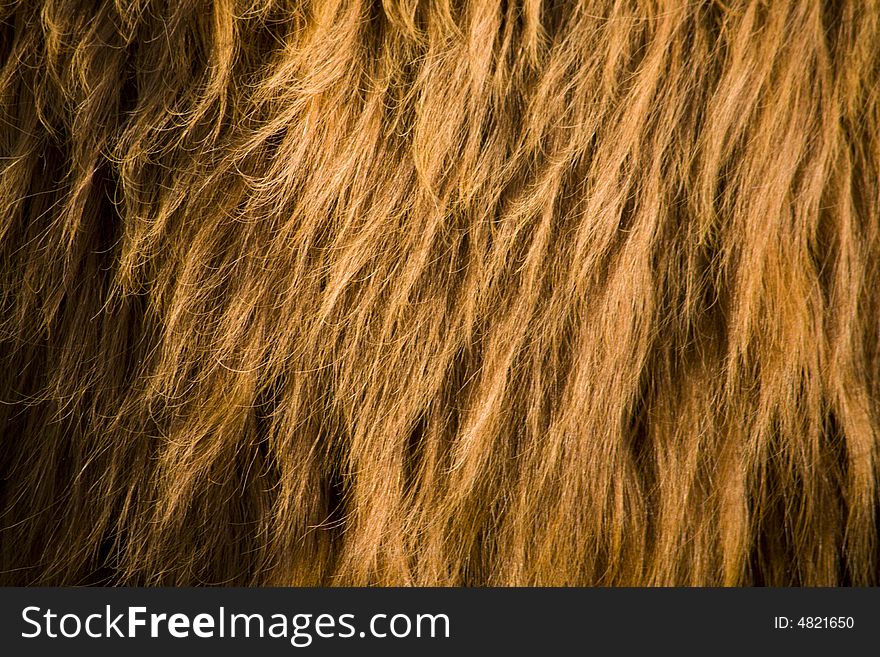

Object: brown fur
[1,0,879,585]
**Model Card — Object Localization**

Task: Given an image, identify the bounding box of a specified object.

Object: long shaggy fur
[1,0,879,585]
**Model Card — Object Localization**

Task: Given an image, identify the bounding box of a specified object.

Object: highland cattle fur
[1,0,879,585]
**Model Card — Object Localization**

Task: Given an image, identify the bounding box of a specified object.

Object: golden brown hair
[1,0,879,585]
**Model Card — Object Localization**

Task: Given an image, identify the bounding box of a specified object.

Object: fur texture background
[0,0,878,585]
